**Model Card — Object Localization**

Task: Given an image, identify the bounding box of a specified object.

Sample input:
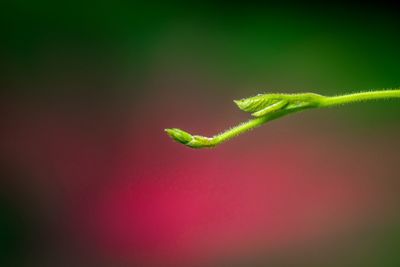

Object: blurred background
[1,1,400,266]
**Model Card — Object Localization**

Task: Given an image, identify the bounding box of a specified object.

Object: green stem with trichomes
[165,88,400,149]
[320,89,400,107]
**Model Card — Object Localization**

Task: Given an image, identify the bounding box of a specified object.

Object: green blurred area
[2,2,400,121]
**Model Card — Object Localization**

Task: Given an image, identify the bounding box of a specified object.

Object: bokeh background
[1,2,400,266]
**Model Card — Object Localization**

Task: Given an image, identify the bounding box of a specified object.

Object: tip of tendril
[165,128,194,145]
[165,128,215,149]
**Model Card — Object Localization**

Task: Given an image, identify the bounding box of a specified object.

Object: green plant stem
[211,110,294,146]
[166,88,400,148]
[320,89,400,107]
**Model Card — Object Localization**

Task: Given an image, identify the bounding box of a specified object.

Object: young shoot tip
[165,128,215,149]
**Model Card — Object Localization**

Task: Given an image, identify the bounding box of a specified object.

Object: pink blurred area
[1,91,399,266]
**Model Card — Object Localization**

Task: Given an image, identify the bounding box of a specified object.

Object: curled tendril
[166,89,400,149]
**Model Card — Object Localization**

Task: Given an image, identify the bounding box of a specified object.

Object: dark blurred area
[1,1,400,266]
